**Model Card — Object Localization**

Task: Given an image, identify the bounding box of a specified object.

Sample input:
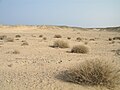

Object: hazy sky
[0,0,120,27]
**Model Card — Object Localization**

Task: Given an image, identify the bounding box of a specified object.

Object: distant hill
[0,25,120,32]
[88,26,120,32]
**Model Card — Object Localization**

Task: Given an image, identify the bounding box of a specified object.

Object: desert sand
[0,25,120,90]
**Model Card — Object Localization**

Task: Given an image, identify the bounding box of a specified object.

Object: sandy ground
[0,26,120,90]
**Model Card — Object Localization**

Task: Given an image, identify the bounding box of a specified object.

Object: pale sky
[0,0,120,28]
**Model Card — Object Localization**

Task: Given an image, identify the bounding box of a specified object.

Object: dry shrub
[6,37,14,42]
[21,41,29,46]
[15,35,21,38]
[113,37,120,40]
[71,45,89,54]
[0,35,7,40]
[84,41,88,45]
[53,40,69,48]
[54,34,62,38]
[67,37,71,40]
[6,50,20,54]
[63,59,120,89]
[76,37,82,41]
[39,35,43,38]
[115,49,120,55]
[89,39,95,41]
[109,38,112,41]
[12,50,20,54]
[109,41,115,44]
[43,37,47,40]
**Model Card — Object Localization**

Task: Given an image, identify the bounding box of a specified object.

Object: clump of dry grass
[6,50,20,54]
[21,41,29,46]
[115,49,120,55]
[67,37,71,40]
[39,35,43,38]
[71,45,89,54]
[12,50,20,54]
[76,37,82,41]
[43,37,47,40]
[113,37,120,40]
[63,59,120,89]
[0,35,7,40]
[89,38,95,41]
[84,41,88,45]
[6,37,14,42]
[109,38,112,41]
[109,41,115,44]
[54,34,62,38]
[15,35,21,38]
[53,40,69,48]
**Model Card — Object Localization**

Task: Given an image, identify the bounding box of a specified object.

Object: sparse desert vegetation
[53,40,69,48]
[5,37,14,42]
[43,37,47,40]
[15,35,21,38]
[113,37,120,40]
[12,50,20,54]
[54,34,62,38]
[71,45,89,54]
[0,25,119,90]
[89,38,95,41]
[60,59,120,89]
[39,35,43,38]
[76,37,82,41]
[109,38,112,41]
[0,35,7,40]
[21,41,29,46]
[67,37,71,40]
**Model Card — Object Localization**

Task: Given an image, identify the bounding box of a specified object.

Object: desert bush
[89,38,95,41]
[0,35,7,40]
[71,45,89,54]
[43,37,47,40]
[115,49,120,55]
[6,37,14,42]
[63,59,120,89]
[12,50,20,54]
[6,50,20,54]
[109,38,112,41]
[109,41,115,44]
[21,41,29,46]
[15,35,21,38]
[54,34,62,38]
[53,40,69,48]
[76,37,82,41]
[113,37,120,40]
[39,35,43,38]
[67,37,71,40]
[84,41,88,45]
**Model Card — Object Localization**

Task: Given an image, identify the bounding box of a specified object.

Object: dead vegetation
[5,37,14,42]
[67,37,71,40]
[39,35,43,38]
[76,37,82,42]
[54,35,62,38]
[52,40,69,48]
[71,45,89,54]
[15,35,21,38]
[43,37,47,40]
[0,35,7,40]
[21,41,29,46]
[113,37,120,40]
[59,59,120,89]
